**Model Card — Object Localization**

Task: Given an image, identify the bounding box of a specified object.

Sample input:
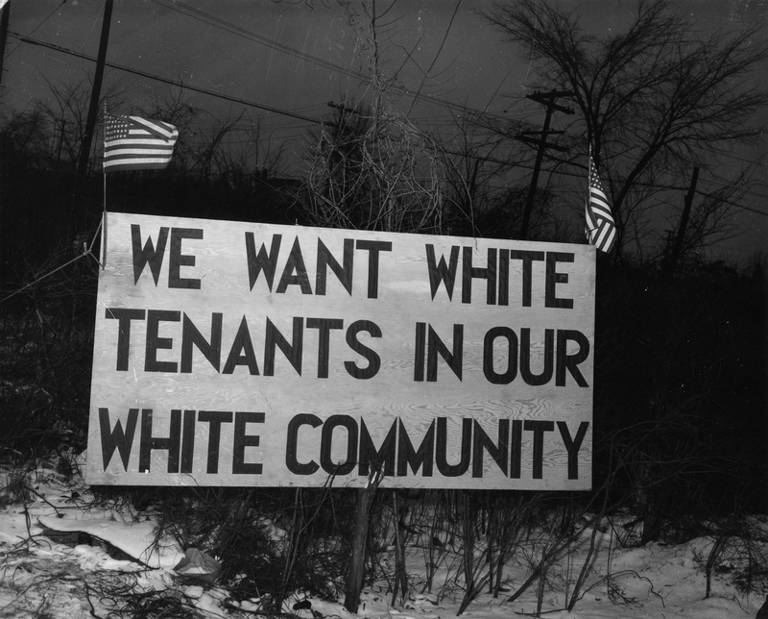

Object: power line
[8,37,768,219]
[693,170,768,212]
[447,149,768,218]
[9,31,330,126]
[534,149,768,217]
[5,0,68,58]
[151,0,513,124]
[8,28,516,134]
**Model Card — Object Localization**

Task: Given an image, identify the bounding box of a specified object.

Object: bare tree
[138,88,285,182]
[301,101,446,233]
[438,118,512,238]
[34,75,123,170]
[438,116,579,242]
[38,78,90,167]
[213,116,286,183]
[296,4,451,613]
[662,171,747,267]
[484,0,768,257]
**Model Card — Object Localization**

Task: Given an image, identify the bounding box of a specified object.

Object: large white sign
[86,212,596,489]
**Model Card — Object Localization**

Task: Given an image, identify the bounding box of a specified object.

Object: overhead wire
[8,8,768,219]
[693,166,768,212]
[5,0,68,58]
[150,0,513,124]
[8,32,330,126]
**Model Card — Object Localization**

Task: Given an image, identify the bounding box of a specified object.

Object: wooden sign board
[86,212,596,490]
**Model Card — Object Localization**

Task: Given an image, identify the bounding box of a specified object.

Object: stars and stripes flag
[103,114,178,171]
[585,155,617,253]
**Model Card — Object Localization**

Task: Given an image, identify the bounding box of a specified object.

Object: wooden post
[517,90,573,239]
[665,166,699,277]
[391,490,408,605]
[0,0,8,245]
[0,0,10,88]
[520,104,553,239]
[71,0,113,232]
[76,0,113,178]
[344,485,376,613]
[457,491,476,615]
[666,166,700,276]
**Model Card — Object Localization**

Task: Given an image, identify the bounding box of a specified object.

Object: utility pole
[0,0,8,268]
[0,0,10,88]
[666,166,700,276]
[72,0,113,228]
[516,90,573,239]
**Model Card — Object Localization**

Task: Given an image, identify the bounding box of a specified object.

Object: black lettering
[462,247,497,304]
[145,310,180,373]
[358,419,397,476]
[509,419,522,479]
[425,244,460,300]
[498,249,510,305]
[181,312,222,373]
[355,239,392,299]
[545,252,574,309]
[277,238,313,294]
[483,326,518,384]
[138,409,181,473]
[131,224,168,285]
[168,228,202,289]
[180,409,196,474]
[520,328,554,385]
[320,415,358,475]
[286,414,321,474]
[222,316,260,375]
[396,420,435,477]
[99,407,139,470]
[557,421,589,480]
[435,418,471,476]
[105,307,145,371]
[233,412,265,474]
[525,420,554,479]
[306,317,344,378]
[509,250,544,307]
[198,411,233,474]
[245,232,281,291]
[264,317,303,375]
[344,320,382,379]
[413,322,426,382]
[472,420,509,477]
[316,238,354,295]
[427,323,463,381]
[556,330,590,387]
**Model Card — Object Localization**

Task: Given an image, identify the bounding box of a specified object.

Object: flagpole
[102,101,108,269]
[587,141,591,242]
[102,165,107,269]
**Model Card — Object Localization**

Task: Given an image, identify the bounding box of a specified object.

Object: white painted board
[86,212,595,490]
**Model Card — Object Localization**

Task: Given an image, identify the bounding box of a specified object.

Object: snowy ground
[1,460,767,619]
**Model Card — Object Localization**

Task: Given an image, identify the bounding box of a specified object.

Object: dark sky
[6,1,524,146]
[3,0,767,265]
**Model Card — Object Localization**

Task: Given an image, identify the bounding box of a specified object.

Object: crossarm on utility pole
[517,91,574,239]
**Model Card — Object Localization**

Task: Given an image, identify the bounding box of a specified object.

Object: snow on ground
[1,461,766,619]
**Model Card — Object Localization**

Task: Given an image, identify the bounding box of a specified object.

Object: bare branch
[483,0,768,258]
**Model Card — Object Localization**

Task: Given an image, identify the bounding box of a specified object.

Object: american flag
[585,155,617,253]
[103,114,178,171]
